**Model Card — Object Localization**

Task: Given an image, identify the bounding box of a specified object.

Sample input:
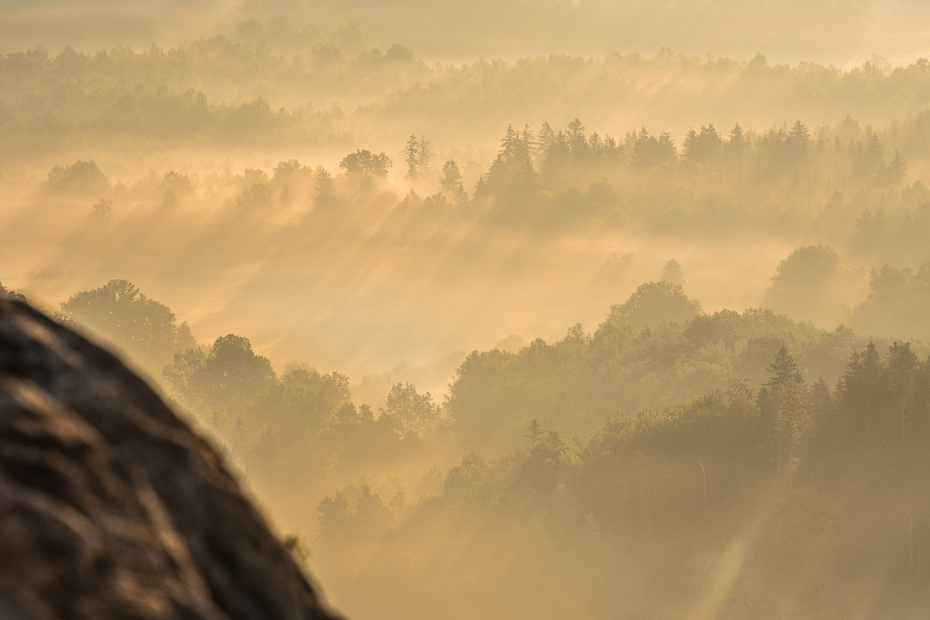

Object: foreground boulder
[0,298,338,620]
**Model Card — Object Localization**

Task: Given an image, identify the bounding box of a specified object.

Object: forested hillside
[7,109,930,366]
[8,275,930,619]
[6,8,930,618]
[7,35,930,156]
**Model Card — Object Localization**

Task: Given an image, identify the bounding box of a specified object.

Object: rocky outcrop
[0,298,339,620]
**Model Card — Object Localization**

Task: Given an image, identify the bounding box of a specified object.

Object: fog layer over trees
[5,3,930,618]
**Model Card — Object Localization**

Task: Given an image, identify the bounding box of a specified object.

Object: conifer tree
[889,149,907,184]
[418,135,434,176]
[885,341,918,443]
[404,134,420,181]
[440,159,466,198]
[314,166,335,201]
[766,346,803,387]
[760,347,811,472]
[524,418,543,445]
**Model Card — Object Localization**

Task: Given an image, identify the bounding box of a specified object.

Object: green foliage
[440,159,466,198]
[606,281,701,330]
[831,340,930,445]
[381,382,439,439]
[89,198,113,222]
[476,124,538,198]
[681,124,723,166]
[313,166,335,202]
[759,348,812,471]
[630,127,676,168]
[661,259,683,285]
[445,294,914,454]
[316,339,930,618]
[235,183,274,210]
[163,333,275,412]
[851,263,930,340]
[339,149,392,177]
[282,534,310,561]
[404,134,420,180]
[45,160,109,195]
[162,339,437,481]
[0,282,26,302]
[764,244,841,323]
[60,279,193,370]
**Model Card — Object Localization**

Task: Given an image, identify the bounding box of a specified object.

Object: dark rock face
[0,299,339,620]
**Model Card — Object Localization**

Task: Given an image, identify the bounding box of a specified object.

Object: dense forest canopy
[6,110,930,373]
[9,274,930,619]
[5,2,930,618]
[7,35,930,161]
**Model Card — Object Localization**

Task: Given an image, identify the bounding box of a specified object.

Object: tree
[89,199,113,222]
[0,282,26,302]
[318,490,351,534]
[681,128,698,163]
[440,159,466,198]
[339,149,392,177]
[607,281,701,330]
[885,341,918,443]
[725,122,745,164]
[520,124,537,159]
[787,120,812,163]
[422,465,445,496]
[235,183,274,210]
[418,135,434,175]
[381,382,439,439]
[273,159,303,179]
[162,348,208,407]
[524,418,543,445]
[850,263,930,340]
[46,160,110,195]
[201,334,276,410]
[764,244,841,324]
[404,134,420,180]
[566,118,587,157]
[889,149,907,184]
[536,121,556,164]
[766,346,803,387]
[443,453,490,506]
[837,343,885,444]
[164,333,276,414]
[682,125,722,166]
[862,134,884,174]
[314,166,335,201]
[60,279,193,370]
[282,534,310,562]
[661,259,684,286]
[478,124,537,196]
[760,347,811,472]
[355,483,390,526]
[631,127,677,168]
[162,171,194,196]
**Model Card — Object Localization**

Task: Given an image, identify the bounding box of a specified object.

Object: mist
[5,1,930,618]
[6,0,930,67]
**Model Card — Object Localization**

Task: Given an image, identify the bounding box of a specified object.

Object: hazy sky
[1,0,929,67]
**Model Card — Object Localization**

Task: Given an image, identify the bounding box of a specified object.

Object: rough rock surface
[0,298,339,620]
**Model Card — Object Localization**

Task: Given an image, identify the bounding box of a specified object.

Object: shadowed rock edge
[0,298,340,620]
